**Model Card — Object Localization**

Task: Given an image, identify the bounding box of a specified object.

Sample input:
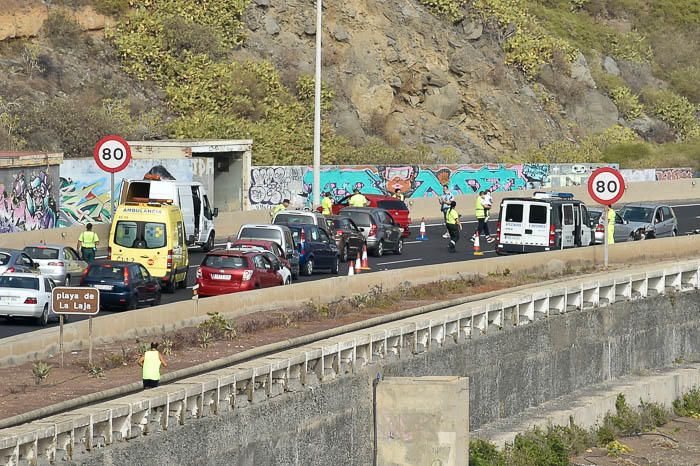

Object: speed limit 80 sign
[93,135,132,173]
[587,167,625,205]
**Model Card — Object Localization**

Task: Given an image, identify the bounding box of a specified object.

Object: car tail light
[496,222,501,243]
[167,250,173,269]
[47,261,64,267]
[549,224,556,246]
[368,224,377,237]
[596,224,604,233]
[196,267,202,279]
[335,229,343,237]
[107,246,111,259]
[24,297,37,304]
[6,267,15,273]
[242,270,254,281]
[299,229,306,254]
[124,267,130,286]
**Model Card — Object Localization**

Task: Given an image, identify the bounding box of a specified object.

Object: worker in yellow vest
[392,188,405,202]
[321,192,333,215]
[138,342,168,389]
[445,201,461,252]
[607,204,616,244]
[348,188,369,207]
[271,199,290,218]
[77,223,100,263]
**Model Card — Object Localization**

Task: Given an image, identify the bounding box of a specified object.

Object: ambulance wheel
[164,279,176,294]
[177,276,187,289]
[202,232,215,252]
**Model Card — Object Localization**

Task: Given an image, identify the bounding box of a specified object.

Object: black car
[324,215,366,262]
[288,225,340,276]
[80,261,162,311]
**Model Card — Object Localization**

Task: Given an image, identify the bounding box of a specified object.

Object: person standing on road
[321,192,334,215]
[474,191,495,244]
[607,204,616,245]
[271,199,290,218]
[77,223,99,263]
[348,188,369,207]
[138,342,168,389]
[445,201,461,252]
[483,189,493,221]
[440,184,455,239]
[392,188,405,202]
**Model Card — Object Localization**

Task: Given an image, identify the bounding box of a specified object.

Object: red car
[321,194,411,237]
[195,250,283,297]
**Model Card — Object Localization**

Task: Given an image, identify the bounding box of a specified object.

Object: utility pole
[312,0,322,208]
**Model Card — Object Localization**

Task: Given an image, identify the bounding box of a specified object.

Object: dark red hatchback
[195,250,283,297]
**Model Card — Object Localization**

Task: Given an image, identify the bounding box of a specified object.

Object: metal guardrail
[1,260,699,464]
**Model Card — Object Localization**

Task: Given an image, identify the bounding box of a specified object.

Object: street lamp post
[312,0,322,208]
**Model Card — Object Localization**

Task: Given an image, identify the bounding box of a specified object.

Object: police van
[495,192,595,254]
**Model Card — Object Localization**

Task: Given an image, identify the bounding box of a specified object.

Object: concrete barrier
[0,224,112,250]
[0,259,698,464]
[1,232,700,368]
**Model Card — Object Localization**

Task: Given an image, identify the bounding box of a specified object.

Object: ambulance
[108,201,189,293]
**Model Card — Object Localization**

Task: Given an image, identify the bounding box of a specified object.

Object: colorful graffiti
[656,168,695,181]
[0,170,58,233]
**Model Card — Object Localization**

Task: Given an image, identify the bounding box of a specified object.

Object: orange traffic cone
[473,233,484,256]
[355,252,362,274]
[359,244,371,270]
[348,260,355,276]
[416,217,428,241]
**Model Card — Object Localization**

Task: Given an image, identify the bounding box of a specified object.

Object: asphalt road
[2,201,699,340]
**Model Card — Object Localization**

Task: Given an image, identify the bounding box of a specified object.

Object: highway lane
[1,201,699,339]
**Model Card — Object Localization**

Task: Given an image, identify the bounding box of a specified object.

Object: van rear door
[499,201,525,251]
[522,203,550,249]
[561,204,576,248]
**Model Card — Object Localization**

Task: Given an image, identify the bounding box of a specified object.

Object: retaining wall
[1,260,699,465]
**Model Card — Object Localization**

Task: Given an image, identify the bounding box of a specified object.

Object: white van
[120,178,218,250]
[496,192,595,254]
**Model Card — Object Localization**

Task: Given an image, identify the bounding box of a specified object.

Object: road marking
[376,258,423,266]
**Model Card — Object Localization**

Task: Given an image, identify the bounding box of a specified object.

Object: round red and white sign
[93,135,131,173]
[587,167,625,205]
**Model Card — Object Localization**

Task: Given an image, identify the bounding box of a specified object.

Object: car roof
[341,207,379,212]
[0,272,40,278]
[206,249,256,257]
[364,194,405,202]
[622,203,666,208]
[501,197,582,204]
[24,244,65,249]
[91,260,133,267]
[231,239,277,247]
[0,248,22,254]
[240,224,289,230]
[276,210,319,215]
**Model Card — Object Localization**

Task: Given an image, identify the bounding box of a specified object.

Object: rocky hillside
[0,0,698,167]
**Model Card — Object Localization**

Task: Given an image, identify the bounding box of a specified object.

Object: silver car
[616,203,678,242]
[23,244,87,286]
[0,249,39,275]
[339,207,403,257]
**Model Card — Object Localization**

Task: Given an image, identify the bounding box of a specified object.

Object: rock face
[570,53,596,88]
[603,56,620,76]
[570,90,619,133]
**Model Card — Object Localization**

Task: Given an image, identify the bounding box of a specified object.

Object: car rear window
[23,247,60,260]
[0,276,40,290]
[203,255,248,269]
[589,211,602,221]
[239,227,282,244]
[343,211,371,226]
[504,204,524,222]
[528,205,547,224]
[377,200,408,211]
[274,213,314,225]
[114,221,167,249]
[0,253,10,265]
[87,265,125,279]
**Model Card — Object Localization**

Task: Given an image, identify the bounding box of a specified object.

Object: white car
[0,273,56,326]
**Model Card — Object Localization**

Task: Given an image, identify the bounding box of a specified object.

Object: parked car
[228,239,293,285]
[288,225,340,276]
[237,224,300,279]
[338,207,403,257]
[323,215,366,262]
[272,210,332,235]
[23,244,87,286]
[0,273,55,326]
[617,203,678,241]
[195,250,283,297]
[321,194,411,237]
[0,249,39,275]
[80,261,162,311]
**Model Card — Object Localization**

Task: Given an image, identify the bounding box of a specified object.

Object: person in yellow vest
[77,223,100,263]
[321,192,333,215]
[348,188,369,207]
[445,201,461,252]
[607,204,616,245]
[138,342,168,389]
[392,188,405,202]
[270,199,290,218]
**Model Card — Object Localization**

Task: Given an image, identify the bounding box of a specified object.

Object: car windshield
[589,211,602,222]
[0,276,39,290]
[377,200,407,211]
[342,211,371,227]
[114,221,167,249]
[203,255,248,269]
[274,213,314,225]
[23,247,60,260]
[239,228,282,244]
[620,206,654,223]
[0,253,10,265]
[87,265,125,279]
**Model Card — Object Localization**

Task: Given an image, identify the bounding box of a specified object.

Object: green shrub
[673,387,700,418]
[32,361,52,385]
[93,0,130,16]
[642,89,700,140]
[669,66,700,104]
[469,439,505,466]
[610,86,644,120]
[198,312,237,340]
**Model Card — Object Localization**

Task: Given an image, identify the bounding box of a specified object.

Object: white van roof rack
[532,192,575,200]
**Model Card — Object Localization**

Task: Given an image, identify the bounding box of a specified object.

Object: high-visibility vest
[475,197,485,219]
[142,350,161,380]
[446,208,460,225]
[348,194,367,207]
[79,231,99,248]
[271,204,286,217]
[321,197,333,214]
[393,193,405,201]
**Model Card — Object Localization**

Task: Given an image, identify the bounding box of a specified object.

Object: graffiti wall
[248,163,618,209]
[655,168,696,181]
[0,167,60,233]
[59,159,201,227]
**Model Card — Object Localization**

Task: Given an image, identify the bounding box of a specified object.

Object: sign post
[52,287,100,367]
[93,135,132,218]
[587,167,626,269]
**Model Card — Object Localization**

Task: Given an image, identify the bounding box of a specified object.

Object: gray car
[23,244,88,286]
[615,203,678,242]
[0,249,39,275]
[339,207,403,257]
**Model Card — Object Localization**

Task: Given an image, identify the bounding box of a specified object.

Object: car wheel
[164,278,176,294]
[341,244,349,262]
[292,269,299,280]
[202,232,215,252]
[395,239,403,255]
[285,277,292,285]
[672,229,677,237]
[36,305,49,326]
[152,292,162,306]
[304,259,314,276]
[331,258,339,275]
[127,295,139,311]
[374,240,384,257]
[64,275,71,286]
